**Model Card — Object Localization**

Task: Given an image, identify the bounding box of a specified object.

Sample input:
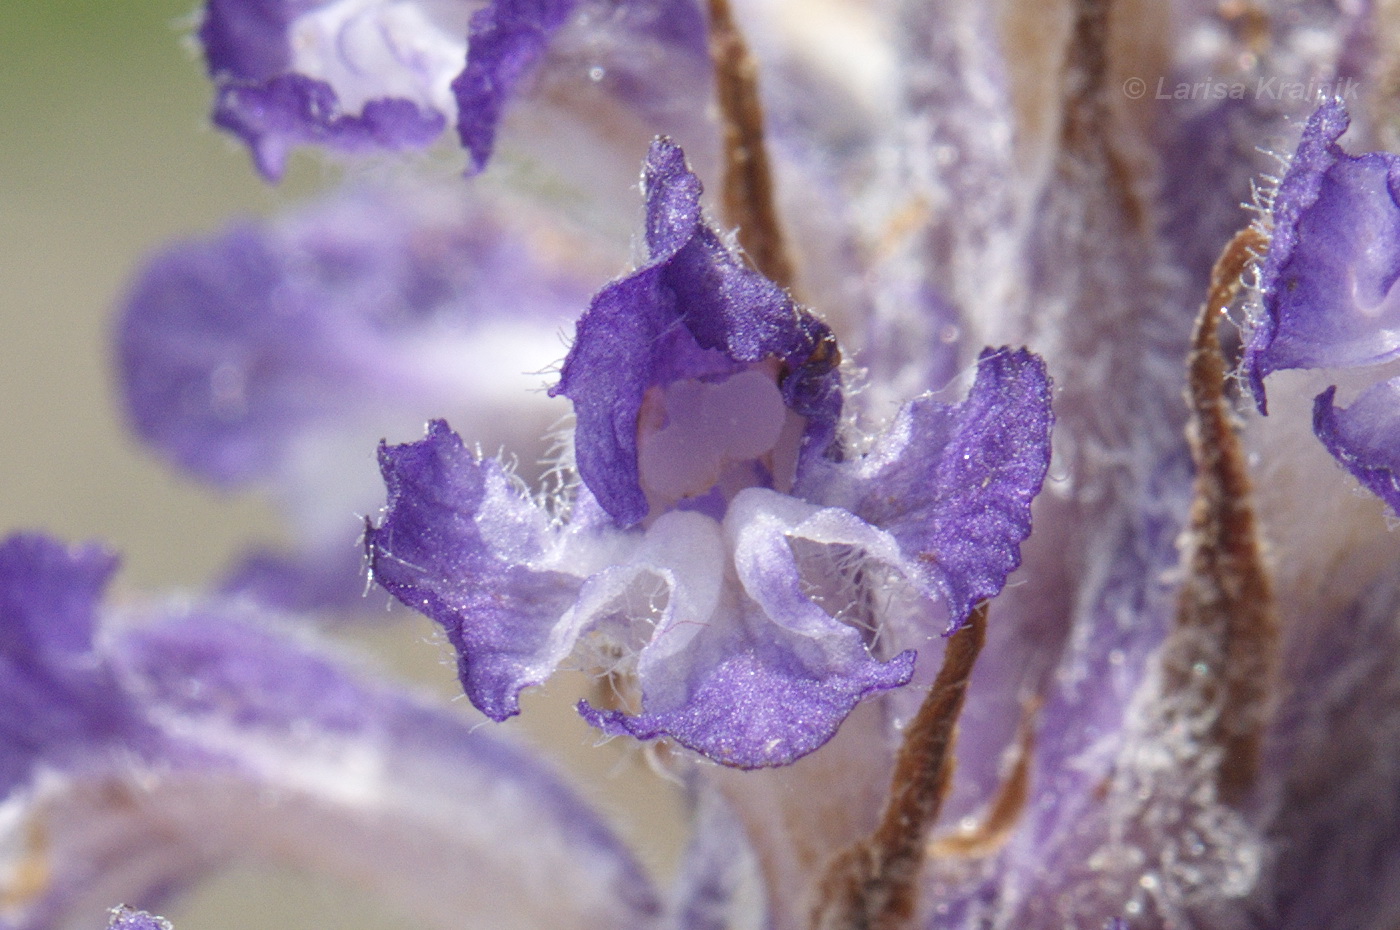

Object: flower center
[636,363,803,520]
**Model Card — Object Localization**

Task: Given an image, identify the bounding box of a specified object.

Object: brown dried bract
[809,604,988,930]
[1167,225,1279,803]
[706,0,796,292]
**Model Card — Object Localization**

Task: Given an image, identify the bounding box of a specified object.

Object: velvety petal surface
[801,347,1053,631]
[1314,378,1400,515]
[453,0,579,172]
[1246,100,1400,408]
[366,419,587,720]
[553,138,842,527]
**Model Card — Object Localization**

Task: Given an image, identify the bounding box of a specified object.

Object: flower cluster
[8,2,1400,930]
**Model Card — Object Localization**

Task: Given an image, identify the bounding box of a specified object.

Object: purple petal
[0,534,152,798]
[199,0,467,179]
[1245,100,1400,410]
[553,139,842,527]
[1313,379,1400,515]
[213,75,446,181]
[579,638,913,769]
[453,0,579,173]
[199,0,299,79]
[366,420,584,720]
[803,347,1054,631]
[106,907,171,930]
[453,0,710,174]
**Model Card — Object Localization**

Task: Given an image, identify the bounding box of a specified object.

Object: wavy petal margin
[366,420,585,719]
[579,488,916,769]
[1313,379,1400,516]
[804,347,1054,631]
[1245,100,1400,410]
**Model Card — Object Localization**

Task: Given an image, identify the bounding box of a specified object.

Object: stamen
[1166,226,1278,803]
[705,0,796,291]
[809,603,988,930]
[927,697,1041,859]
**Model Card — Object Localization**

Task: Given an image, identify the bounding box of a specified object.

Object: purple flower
[1243,99,1400,515]
[364,138,1053,768]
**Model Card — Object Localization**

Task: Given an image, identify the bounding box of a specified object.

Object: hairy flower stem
[809,604,988,930]
[1167,226,1279,803]
[705,0,796,291]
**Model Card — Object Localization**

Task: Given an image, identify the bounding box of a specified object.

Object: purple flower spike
[553,138,842,528]
[1246,100,1400,411]
[1314,379,1400,515]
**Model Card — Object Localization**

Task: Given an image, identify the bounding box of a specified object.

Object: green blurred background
[1,5,682,927]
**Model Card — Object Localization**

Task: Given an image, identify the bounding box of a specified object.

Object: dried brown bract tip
[705,0,796,292]
[1166,225,1279,804]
